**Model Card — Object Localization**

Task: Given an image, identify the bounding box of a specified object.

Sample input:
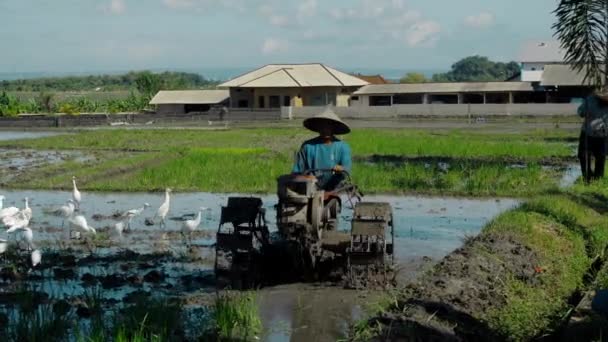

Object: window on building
[237,100,249,108]
[269,95,281,108]
[351,96,359,101]
[258,96,265,108]
[428,94,458,104]
[393,94,424,104]
[370,96,392,106]
[531,67,536,71]
[283,96,291,107]
[184,104,211,113]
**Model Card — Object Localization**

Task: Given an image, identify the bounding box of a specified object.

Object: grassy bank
[0,127,576,196]
[353,188,608,341]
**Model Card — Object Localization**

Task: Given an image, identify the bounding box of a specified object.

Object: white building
[519,41,566,82]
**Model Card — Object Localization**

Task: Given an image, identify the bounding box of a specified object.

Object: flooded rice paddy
[0,189,517,341]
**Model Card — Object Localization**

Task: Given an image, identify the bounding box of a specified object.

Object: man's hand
[333,165,344,173]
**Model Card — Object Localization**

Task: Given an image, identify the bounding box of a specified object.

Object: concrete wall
[0,110,282,128]
[290,103,579,119]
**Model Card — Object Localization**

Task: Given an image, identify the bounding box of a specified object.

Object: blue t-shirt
[292,137,352,190]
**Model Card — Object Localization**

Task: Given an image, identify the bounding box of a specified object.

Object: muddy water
[0,189,517,341]
[0,131,66,141]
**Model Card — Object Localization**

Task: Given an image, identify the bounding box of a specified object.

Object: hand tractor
[215,170,395,289]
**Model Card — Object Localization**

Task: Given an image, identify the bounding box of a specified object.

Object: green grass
[356,189,608,341]
[0,128,577,196]
[483,210,590,340]
[212,292,262,341]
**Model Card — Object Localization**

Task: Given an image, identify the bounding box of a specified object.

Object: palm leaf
[553,0,608,88]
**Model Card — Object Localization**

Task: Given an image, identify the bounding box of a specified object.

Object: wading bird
[0,239,7,254]
[121,203,150,231]
[181,207,210,247]
[113,220,127,239]
[55,199,76,228]
[0,197,20,220]
[154,188,172,229]
[21,197,32,221]
[7,226,34,251]
[3,211,30,232]
[3,198,32,229]
[72,176,81,210]
[68,215,96,239]
[30,249,41,268]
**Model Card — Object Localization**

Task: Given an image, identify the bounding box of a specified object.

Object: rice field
[0,127,577,196]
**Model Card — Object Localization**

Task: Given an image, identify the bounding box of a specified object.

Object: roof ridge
[281,68,302,87]
[320,64,345,86]
[236,67,287,87]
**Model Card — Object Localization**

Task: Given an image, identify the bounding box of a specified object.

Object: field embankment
[352,186,608,341]
[0,127,576,196]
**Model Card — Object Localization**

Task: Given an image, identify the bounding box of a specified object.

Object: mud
[0,189,517,341]
[367,233,542,340]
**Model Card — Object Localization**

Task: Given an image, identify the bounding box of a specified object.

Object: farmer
[292,108,352,191]
[578,90,608,182]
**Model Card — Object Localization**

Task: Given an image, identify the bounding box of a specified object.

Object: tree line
[0,71,217,116]
[400,56,521,84]
[0,71,218,92]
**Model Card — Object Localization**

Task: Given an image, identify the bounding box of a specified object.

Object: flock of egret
[0,177,211,270]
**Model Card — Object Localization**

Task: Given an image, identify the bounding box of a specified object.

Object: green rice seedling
[2,303,73,342]
[212,291,262,341]
[117,297,184,340]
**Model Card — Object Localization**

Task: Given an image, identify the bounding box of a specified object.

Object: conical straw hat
[303,107,351,135]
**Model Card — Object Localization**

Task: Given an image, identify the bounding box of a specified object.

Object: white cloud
[464,12,495,28]
[269,15,289,27]
[297,0,317,19]
[110,0,126,14]
[161,0,246,12]
[162,0,194,9]
[404,20,441,47]
[261,38,288,55]
[100,0,126,14]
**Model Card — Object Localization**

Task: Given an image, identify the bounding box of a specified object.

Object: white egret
[121,203,150,231]
[72,176,81,210]
[113,220,127,238]
[21,197,32,221]
[0,197,19,220]
[3,211,30,231]
[181,207,210,246]
[0,239,7,254]
[6,226,34,251]
[55,200,75,228]
[154,188,172,229]
[68,215,96,239]
[31,249,42,268]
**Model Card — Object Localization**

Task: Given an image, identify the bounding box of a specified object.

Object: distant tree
[0,71,218,92]
[553,0,608,87]
[36,91,54,113]
[400,72,427,83]
[135,71,163,98]
[432,56,520,82]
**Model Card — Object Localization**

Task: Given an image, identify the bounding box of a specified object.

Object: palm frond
[553,0,608,88]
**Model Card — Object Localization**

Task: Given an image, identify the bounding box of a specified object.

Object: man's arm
[292,145,307,174]
[339,143,352,173]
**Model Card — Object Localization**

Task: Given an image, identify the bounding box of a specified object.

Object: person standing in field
[578,91,608,183]
[292,108,352,191]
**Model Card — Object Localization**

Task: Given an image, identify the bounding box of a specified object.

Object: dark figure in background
[578,91,608,182]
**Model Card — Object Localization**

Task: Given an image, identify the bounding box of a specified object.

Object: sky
[0,0,559,74]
